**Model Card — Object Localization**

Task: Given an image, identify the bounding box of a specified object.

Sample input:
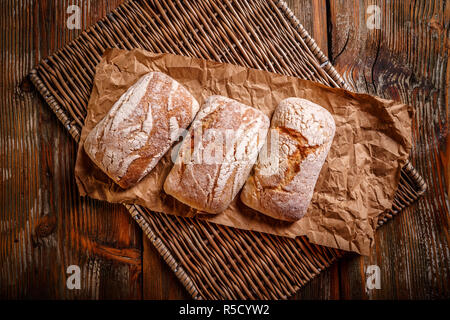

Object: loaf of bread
[240,98,335,221]
[84,71,199,189]
[164,95,270,214]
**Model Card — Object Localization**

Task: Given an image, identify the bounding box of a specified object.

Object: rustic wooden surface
[0,0,448,299]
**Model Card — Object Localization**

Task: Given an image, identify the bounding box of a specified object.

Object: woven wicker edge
[275,0,352,91]
[377,160,427,226]
[125,204,202,299]
[275,0,428,226]
[27,0,427,300]
[29,68,203,299]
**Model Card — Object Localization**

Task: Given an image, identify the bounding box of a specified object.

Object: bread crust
[84,72,199,189]
[240,98,336,221]
[164,95,270,214]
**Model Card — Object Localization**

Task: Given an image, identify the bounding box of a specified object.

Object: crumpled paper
[75,48,412,255]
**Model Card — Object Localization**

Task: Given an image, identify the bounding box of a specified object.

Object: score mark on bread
[164,95,270,214]
[83,72,199,189]
[240,98,336,222]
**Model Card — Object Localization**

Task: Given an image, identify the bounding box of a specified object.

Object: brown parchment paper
[75,48,412,255]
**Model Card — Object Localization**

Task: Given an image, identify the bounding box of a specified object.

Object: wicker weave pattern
[30,0,426,299]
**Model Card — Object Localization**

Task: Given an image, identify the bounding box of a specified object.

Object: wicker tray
[29,0,426,299]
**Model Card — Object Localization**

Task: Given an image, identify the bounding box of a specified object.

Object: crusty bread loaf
[84,71,199,189]
[240,98,335,221]
[164,95,270,214]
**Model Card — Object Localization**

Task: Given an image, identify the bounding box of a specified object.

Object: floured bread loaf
[164,95,270,214]
[84,72,199,189]
[240,97,335,221]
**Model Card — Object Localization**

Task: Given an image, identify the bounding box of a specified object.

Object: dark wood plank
[327,0,449,299]
[285,0,329,56]
[0,0,142,299]
[291,262,340,300]
[1,0,448,300]
[142,238,190,300]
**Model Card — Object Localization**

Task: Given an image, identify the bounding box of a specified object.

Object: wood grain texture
[0,0,142,299]
[142,238,190,300]
[325,0,449,299]
[1,0,448,300]
[285,0,329,56]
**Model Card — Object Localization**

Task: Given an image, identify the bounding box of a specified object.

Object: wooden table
[1,0,448,299]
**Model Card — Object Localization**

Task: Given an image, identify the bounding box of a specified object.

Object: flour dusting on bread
[164,95,270,214]
[241,98,335,221]
[84,71,199,189]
